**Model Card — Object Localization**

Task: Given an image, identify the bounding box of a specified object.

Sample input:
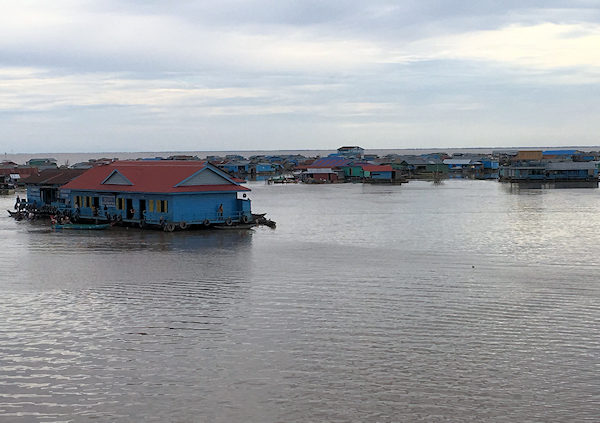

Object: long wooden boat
[213,223,257,230]
[52,223,110,230]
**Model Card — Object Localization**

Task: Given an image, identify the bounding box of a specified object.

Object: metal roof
[305,168,337,174]
[546,161,597,170]
[543,150,578,156]
[362,165,392,172]
[309,157,351,168]
[61,161,250,193]
[443,159,473,165]
[23,169,86,185]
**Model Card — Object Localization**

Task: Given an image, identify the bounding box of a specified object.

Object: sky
[1,1,600,153]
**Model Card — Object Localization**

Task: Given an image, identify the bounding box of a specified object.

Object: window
[148,200,154,212]
[156,200,168,213]
[117,198,124,210]
[85,196,91,208]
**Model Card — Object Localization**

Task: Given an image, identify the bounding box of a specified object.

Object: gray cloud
[1,1,600,152]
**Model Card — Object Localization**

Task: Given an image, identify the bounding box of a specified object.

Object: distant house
[217,161,250,175]
[60,161,252,229]
[0,161,18,168]
[542,150,578,160]
[302,168,338,183]
[23,169,86,206]
[443,158,477,170]
[305,157,351,169]
[499,160,598,187]
[515,151,543,161]
[300,157,351,181]
[394,157,430,177]
[254,162,278,174]
[0,166,37,185]
[167,155,199,161]
[362,165,393,182]
[27,158,58,170]
[343,165,364,179]
[71,162,95,170]
[337,146,364,159]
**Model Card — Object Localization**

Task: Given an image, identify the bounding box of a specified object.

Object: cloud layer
[1,1,599,152]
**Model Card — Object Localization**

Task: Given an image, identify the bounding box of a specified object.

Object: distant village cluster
[2,146,600,192]
[2,146,599,231]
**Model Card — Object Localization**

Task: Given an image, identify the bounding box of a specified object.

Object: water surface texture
[0,181,599,422]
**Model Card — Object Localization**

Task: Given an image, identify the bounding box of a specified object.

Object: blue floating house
[60,161,252,230]
[24,169,86,207]
[499,160,598,188]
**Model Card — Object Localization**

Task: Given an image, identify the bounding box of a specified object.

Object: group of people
[11,196,39,220]
[49,214,71,225]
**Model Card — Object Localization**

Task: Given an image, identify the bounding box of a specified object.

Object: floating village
[2,146,600,231]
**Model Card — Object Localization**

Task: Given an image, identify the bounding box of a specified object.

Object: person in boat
[50,215,57,225]
[14,195,20,210]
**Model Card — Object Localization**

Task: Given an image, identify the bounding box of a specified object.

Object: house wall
[26,185,61,206]
[170,193,243,222]
[426,164,448,173]
[344,166,363,177]
[27,186,42,205]
[370,171,392,180]
[68,190,250,225]
[256,164,275,173]
[312,173,337,182]
[516,151,543,161]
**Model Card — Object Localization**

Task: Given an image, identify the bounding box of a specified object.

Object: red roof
[23,169,86,184]
[361,165,393,172]
[61,161,250,193]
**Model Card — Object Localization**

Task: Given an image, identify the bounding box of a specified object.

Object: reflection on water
[1,182,599,422]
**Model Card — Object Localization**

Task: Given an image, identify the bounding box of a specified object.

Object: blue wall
[256,164,275,173]
[371,171,392,180]
[68,190,251,225]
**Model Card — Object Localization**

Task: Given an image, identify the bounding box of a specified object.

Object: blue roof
[543,150,577,155]
[310,157,351,168]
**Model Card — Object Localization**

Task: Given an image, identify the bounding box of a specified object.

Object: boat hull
[53,223,110,230]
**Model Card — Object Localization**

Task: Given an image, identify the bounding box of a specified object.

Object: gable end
[102,170,133,185]
[177,168,233,186]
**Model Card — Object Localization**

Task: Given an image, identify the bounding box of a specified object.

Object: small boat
[52,223,110,230]
[213,223,257,230]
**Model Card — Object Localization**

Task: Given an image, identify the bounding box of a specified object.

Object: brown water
[0,180,599,422]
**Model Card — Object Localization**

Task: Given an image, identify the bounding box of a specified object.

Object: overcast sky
[2,1,600,153]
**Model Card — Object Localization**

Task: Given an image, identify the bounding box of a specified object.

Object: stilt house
[60,161,252,229]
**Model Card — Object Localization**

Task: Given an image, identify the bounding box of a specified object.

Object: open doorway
[126,198,134,219]
[138,199,146,220]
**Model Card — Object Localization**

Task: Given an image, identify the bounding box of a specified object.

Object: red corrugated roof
[23,169,87,184]
[361,165,393,172]
[61,161,250,193]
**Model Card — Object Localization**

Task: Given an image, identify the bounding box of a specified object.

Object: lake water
[0,180,599,422]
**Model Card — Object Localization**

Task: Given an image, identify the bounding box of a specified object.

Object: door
[139,199,146,220]
[126,198,134,219]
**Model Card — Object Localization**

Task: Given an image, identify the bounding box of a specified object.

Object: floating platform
[52,223,111,230]
[504,179,598,189]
